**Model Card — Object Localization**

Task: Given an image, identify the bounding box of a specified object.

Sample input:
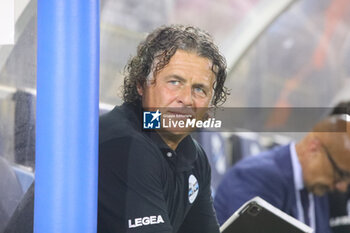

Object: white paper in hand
[220,196,313,233]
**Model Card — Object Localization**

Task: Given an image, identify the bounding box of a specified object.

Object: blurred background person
[214,115,350,233]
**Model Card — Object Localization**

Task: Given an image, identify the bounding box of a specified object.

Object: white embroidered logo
[188,174,199,203]
[128,215,165,228]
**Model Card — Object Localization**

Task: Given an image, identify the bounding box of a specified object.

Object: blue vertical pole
[35,1,99,233]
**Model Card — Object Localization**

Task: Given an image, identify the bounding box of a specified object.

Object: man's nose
[177,86,193,106]
[334,181,349,192]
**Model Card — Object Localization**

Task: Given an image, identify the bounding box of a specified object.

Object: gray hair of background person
[330,101,350,116]
[122,24,229,107]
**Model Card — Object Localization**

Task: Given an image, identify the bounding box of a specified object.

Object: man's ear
[309,139,318,152]
[309,138,320,152]
[136,82,143,96]
[308,137,324,159]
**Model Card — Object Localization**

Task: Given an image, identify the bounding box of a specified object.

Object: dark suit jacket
[214,145,331,233]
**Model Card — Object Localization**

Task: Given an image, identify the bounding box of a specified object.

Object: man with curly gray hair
[98,25,228,233]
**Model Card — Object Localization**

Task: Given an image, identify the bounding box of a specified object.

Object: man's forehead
[150,50,215,80]
[155,50,213,69]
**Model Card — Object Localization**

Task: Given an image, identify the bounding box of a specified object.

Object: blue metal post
[35,1,99,232]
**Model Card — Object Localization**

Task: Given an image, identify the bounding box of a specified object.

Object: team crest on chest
[188,174,199,204]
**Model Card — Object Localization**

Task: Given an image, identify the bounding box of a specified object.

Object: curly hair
[122,25,229,107]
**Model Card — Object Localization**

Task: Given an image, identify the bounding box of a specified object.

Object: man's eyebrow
[165,74,186,82]
[165,75,211,90]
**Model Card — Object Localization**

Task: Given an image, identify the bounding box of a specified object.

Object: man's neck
[157,131,187,150]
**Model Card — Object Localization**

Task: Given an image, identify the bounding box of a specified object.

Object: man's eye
[169,80,180,85]
[194,87,206,95]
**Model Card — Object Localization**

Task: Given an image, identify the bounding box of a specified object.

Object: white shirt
[290,142,316,230]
